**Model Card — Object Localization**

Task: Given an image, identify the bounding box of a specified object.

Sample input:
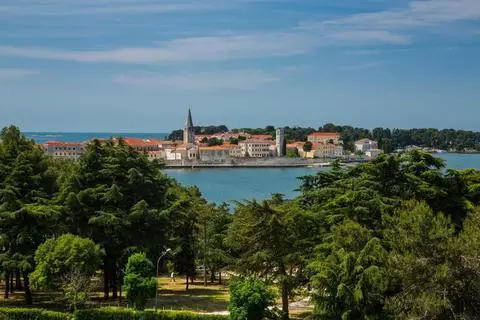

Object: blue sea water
[25,132,168,144]
[25,133,480,204]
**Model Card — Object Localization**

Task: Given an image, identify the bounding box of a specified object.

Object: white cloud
[0,32,319,63]
[340,60,385,70]
[0,68,39,80]
[0,0,478,64]
[113,70,279,90]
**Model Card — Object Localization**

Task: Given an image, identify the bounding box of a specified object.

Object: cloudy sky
[1,0,479,132]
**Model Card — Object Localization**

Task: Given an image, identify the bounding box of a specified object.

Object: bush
[74,308,227,320]
[0,308,70,320]
[228,276,276,320]
[123,253,157,311]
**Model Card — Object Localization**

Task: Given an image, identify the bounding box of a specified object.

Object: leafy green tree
[123,253,156,311]
[228,276,277,320]
[30,234,103,310]
[227,195,319,319]
[59,139,170,299]
[0,126,59,303]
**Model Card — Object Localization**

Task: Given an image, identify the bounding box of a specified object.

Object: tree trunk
[15,269,22,290]
[111,265,118,299]
[185,275,189,291]
[103,264,109,299]
[9,272,14,294]
[281,281,289,320]
[203,224,207,287]
[4,272,9,299]
[218,271,222,285]
[210,270,216,283]
[23,272,32,305]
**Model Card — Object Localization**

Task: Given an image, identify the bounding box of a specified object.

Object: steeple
[183,108,195,144]
[185,108,193,128]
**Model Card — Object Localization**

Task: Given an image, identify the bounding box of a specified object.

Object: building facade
[355,139,378,153]
[239,140,274,157]
[43,141,85,160]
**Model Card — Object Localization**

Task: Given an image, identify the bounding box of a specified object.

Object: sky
[0,0,479,132]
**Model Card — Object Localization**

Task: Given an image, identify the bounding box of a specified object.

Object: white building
[275,128,285,157]
[43,141,85,160]
[239,140,274,158]
[355,139,378,153]
[366,149,383,158]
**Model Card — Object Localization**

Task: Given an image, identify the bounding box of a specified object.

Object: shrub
[123,253,157,311]
[74,308,227,320]
[228,276,277,320]
[0,308,70,320]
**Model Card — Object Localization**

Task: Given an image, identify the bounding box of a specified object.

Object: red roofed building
[307,132,342,144]
[43,141,85,160]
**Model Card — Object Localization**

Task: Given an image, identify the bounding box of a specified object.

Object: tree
[0,126,59,304]
[227,196,319,319]
[60,139,170,299]
[303,141,313,152]
[228,276,277,320]
[123,253,156,311]
[30,234,103,310]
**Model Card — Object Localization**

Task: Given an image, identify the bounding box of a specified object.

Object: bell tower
[183,108,195,144]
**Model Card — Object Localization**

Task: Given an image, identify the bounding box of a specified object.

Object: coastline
[163,157,368,169]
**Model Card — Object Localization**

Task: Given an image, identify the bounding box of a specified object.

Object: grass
[0,275,313,317]
[0,275,230,313]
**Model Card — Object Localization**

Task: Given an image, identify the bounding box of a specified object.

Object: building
[307,132,341,144]
[43,141,85,160]
[239,140,274,158]
[146,150,166,160]
[198,146,230,162]
[227,145,244,157]
[275,128,285,157]
[355,139,378,153]
[121,137,161,151]
[183,108,195,144]
[366,148,383,158]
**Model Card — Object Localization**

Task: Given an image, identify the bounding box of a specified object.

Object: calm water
[165,153,480,203]
[25,133,480,204]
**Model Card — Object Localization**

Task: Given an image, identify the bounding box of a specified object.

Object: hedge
[0,308,70,320]
[74,308,227,320]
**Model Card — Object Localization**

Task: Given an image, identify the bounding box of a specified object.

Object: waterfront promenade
[164,156,367,168]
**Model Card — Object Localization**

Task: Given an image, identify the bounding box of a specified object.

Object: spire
[185,108,193,128]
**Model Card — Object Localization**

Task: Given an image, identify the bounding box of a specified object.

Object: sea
[26,132,480,204]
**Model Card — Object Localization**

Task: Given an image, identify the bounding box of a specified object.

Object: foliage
[0,126,60,303]
[0,308,70,320]
[30,234,103,310]
[123,253,157,311]
[228,276,277,320]
[227,195,320,319]
[286,149,299,158]
[302,141,312,152]
[74,308,226,320]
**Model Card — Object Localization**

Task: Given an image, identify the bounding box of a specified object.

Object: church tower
[183,108,195,144]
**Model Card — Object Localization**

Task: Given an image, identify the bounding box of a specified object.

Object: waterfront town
[42,109,382,165]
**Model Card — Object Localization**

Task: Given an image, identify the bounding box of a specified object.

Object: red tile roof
[44,141,83,147]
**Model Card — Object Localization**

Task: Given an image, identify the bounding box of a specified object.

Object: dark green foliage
[228,277,276,320]
[227,196,320,319]
[302,141,312,152]
[123,253,156,311]
[0,308,70,320]
[74,308,227,320]
[206,138,223,147]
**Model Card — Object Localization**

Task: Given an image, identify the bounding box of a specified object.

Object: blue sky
[0,0,479,132]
